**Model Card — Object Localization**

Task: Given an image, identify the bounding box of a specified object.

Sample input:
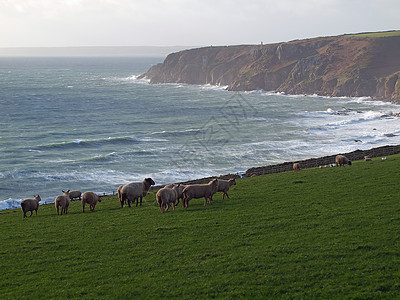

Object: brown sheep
[118,178,155,208]
[212,178,236,200]
[55,190,71,215]
[82,191,102,213]
[156,185,180,213]
[20,195,41,218]
[182,179,219,208]
[335,155,352,167]
[293,163,301,171]
[164,183,186,205]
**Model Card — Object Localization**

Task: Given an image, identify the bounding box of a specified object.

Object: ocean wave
[37,136,167,150]
[151,128,200,137]
[103,75,150,84]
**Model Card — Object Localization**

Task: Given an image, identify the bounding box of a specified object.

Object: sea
[1,56,400,210]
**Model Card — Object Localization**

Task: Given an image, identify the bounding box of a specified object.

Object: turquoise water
[1,56,400,209]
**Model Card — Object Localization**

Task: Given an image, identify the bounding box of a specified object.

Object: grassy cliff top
[1,154,400,298]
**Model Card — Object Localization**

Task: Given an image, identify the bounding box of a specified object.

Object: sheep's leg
[127,198,131,208]
[204,197,207,207]
[209,196,213,205]
[165,203,170,212]
[139,196,143,206]
[172,202,175,211]
[30,211,33,217]
[82,203,85,213]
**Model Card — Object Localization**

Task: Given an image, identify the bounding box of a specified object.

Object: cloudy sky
[0,0,399,48]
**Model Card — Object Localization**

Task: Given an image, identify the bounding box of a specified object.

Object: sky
[0,0,399,48]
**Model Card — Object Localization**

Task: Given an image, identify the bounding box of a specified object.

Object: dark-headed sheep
[21,195,41,218]
[293,163,301,171]
[182,179,219,208]
[119,178,155,208]
[82,191,101,213]
[335,155,352,167]
[68,190,82,201]
[55,190,71,215]
[156,185,180,213]
[213,178,236,200]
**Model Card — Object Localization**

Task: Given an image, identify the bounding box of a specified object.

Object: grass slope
[348,30,400,38]
[1,155,400,299]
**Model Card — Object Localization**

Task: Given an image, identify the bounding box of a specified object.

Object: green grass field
[1,155,400,299]
[348,30,400,38]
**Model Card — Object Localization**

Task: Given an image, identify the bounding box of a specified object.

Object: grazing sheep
[20,195,41,218]
[364,156,372,162]
[182,179,219,208]
[335,155,352,167]
[82,191,102,213]
[156,185,180,213]
[119,178,155,208]
[212,178,236,200]
[293,163,301,171]
[68,190,82,201]
[164,183,186,205]
[55,190,71,215]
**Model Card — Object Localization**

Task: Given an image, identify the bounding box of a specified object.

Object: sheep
[335,155,352,167]
[212,178,236,200]
[82,191,102,213]
[68,190,82,201]
[364,156,372,162]
[293,163,301,171]
[156,185,180,213]
[164,183,186,205]
[119,178,155,208]
[55,190,71,215]
[182,179,219,208]
[20,195,41,218]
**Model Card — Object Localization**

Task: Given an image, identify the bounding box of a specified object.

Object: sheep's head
[348,161,352,165]
[229,179,237,185]
[62,190,71,196]
[145,178,155,186]
[34,195,41,201]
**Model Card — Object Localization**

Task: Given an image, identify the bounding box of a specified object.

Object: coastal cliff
[140,32,400,102]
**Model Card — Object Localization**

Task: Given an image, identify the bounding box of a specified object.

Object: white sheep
[364,156,372,161]
[20,195,41,218]
[156,185,180,213]
[55,190,71,215]
[212,178,236,200]
[68,190,82,201]
[164,183,186,205]
[182,179,219,208]
[82,191,102,213]
[118,178,155,208]
[335,155,352,167]
[293,163,301,171]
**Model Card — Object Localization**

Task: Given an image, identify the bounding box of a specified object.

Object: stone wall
[244,145,400,177]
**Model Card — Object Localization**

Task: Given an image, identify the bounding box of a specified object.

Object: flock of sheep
[20,154,357,218]
[20,177,237,218]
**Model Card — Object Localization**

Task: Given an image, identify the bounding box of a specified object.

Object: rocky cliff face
[140,33,400,102]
